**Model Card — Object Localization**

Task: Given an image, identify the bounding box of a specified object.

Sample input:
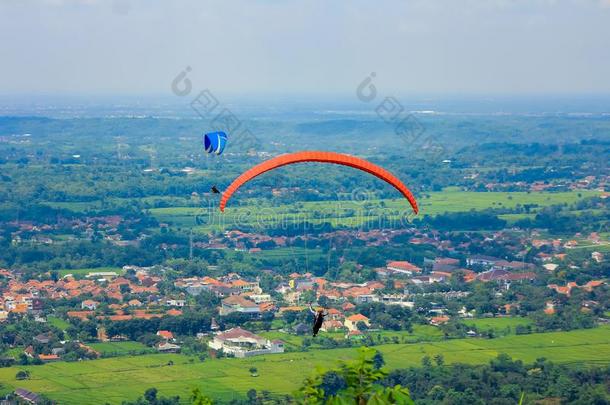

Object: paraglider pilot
[309,304,328,337]
[211,185,220,194]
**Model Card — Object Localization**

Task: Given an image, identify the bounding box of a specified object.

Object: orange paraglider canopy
[219,151,418,214]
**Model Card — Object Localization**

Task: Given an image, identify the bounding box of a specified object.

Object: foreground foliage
[296,348,414,404]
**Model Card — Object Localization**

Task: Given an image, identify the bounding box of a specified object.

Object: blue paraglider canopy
[203,131,228,155]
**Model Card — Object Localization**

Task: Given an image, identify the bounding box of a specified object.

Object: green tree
[372,351,385,370]
[18,353,29,366]
[421,355,432,368]
[144,387,158,403]
[190,388,213,405]
[301,290,316,304]
[296,347,414,404]
[246,389,258,404]
[282,310,297,324]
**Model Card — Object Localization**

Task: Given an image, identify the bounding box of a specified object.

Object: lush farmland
[146,190,600,232]
[1,326,608,404]
[41,190,600,232]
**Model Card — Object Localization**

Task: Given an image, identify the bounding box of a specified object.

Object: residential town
[1,220,606,366]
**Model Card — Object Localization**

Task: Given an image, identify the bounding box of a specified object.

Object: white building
[248,294,272,304]
[81,300,98,310]
[208,327,284,358]
[166,299,186,307]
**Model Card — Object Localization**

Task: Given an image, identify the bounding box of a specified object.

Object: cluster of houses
[382,256,538,287]
[0,246,554,326]
[186,254,547,339]
[0,266,183,323]
[8,215,140,247]
[197,228,414,252]
[1,222,606,360]
[532,232,606,263]
[480,175,609,193]
[174,273,262,298]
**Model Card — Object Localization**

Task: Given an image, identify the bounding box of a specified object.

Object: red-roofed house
[107,315,133,321]
[38,354,60,362]
[344,314,370,331]
[326,308,344,321]
[220,295,260,315]
[230,279,261,293]
[67,310,94,320]
[343,286,373,298]
[346,330,365,339]
[386,261,422,276]
[548,282,578,296]
[321,320,344,332]
[278,306,305,314]
[430,316,450,326]
[166,309,183,316]
[582,280,605,292]
[544,302,556,315]
[157,330,174,341]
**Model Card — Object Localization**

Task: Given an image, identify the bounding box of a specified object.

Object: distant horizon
[3,91,610,99]
[2,92,610,117]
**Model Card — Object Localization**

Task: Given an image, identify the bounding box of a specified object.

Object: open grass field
[1,326,608,404]
[46,316,71,330]
[88,341,154,356]
[42,201,103,212]
[58,267,124,277]
[498,213,536,223]
[375,325,445,342]
[463,317,533,334]
[147,190,600,231]
[259,331,310,350]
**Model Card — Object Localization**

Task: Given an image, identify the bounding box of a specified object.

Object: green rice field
[1,326,608,404]
[146,190,600,231]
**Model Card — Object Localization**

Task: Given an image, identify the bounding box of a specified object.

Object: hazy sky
[1,0,609,96]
